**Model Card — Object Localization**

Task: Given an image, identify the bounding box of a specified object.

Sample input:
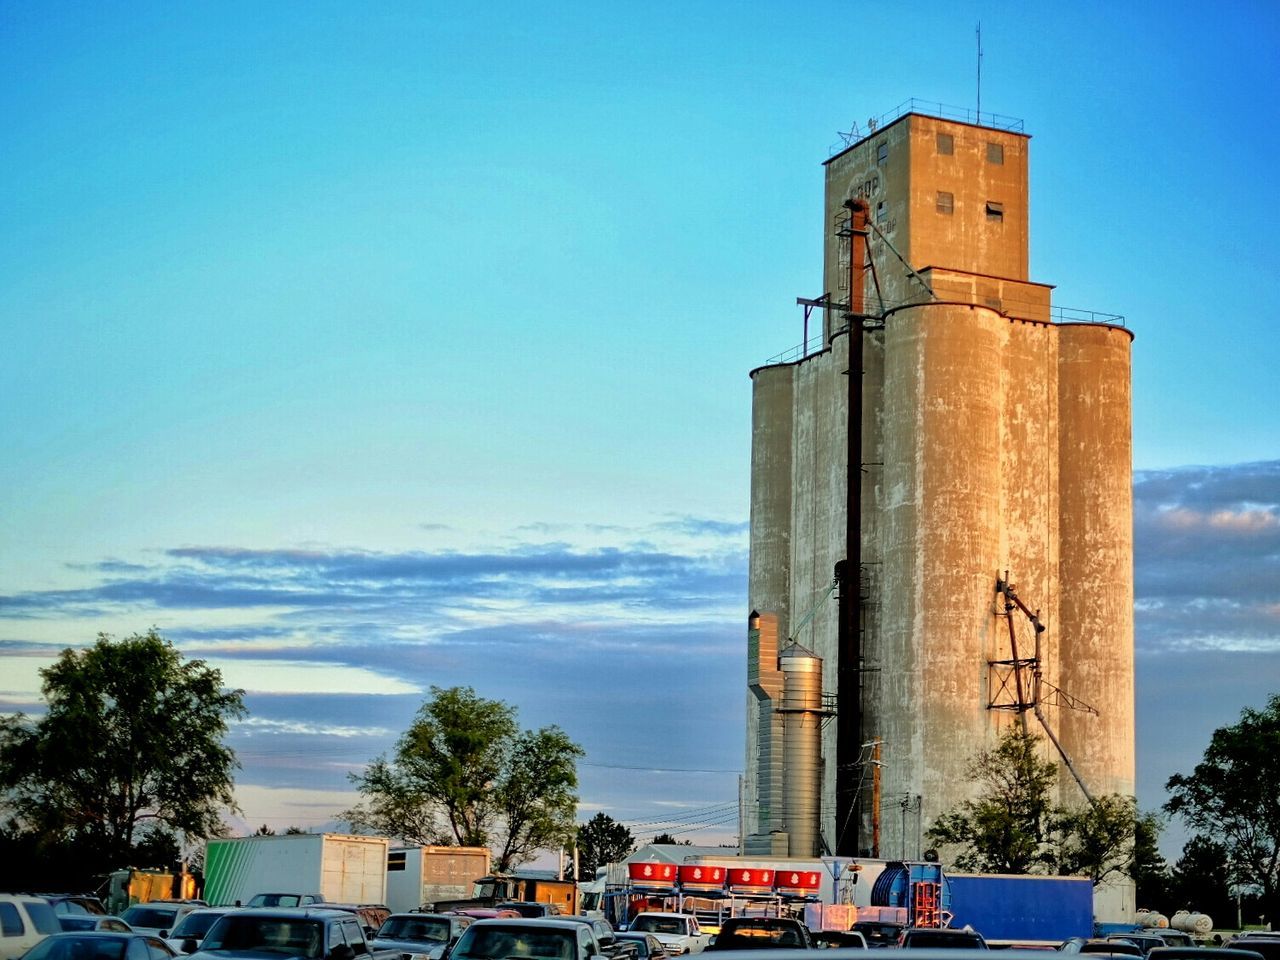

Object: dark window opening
[876,142,888,164]
[986,141,1004,164]
[986,201,1004,222]
[936,132,954,155]
[936,191,954,214]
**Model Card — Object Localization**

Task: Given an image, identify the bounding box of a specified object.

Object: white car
[0,894,61,960]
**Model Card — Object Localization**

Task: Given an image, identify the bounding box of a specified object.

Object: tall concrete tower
[743,106,1134,861]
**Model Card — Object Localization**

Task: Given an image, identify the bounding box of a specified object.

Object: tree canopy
[1165,693,1280,923]
[573,812,634,880]
[926,727,1142,884]
[926,728,1058,873]
[344,685,583,872]
[0,629,246,880]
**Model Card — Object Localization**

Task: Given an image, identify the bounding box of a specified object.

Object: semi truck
[431,874,577,915]
[203,833,390,907]
[385,845,492,913]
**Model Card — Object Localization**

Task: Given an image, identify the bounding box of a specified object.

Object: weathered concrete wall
[748,112,1133,858]
[1057,324,1136,801]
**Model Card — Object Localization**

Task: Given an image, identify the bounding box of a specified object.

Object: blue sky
[2,1,1278,861]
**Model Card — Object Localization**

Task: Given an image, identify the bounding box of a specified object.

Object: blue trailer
[945,873,1093,943]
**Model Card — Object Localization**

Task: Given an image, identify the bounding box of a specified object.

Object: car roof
[222,908,355,920]
[468,919,586,932]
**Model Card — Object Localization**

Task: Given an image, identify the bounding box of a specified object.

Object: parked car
[495,905,561,920]
[165,909,233,954]
[17,931,178,960]
[1146,934,1193,949]
[1147,951,1264,960]
[850,922,904,949]
[1106,936,1166,956]
[899,928,987,950]
[34,897,108,920]
[446,918,611,960]
[56,918,134,934]
[1230,941,1280,960]
[1059,942,1141,957]
[0,893,61,960]
[704,917,813,951]
[372,913,473,960]
[119,904,207,938]
[322,905,392,940]
[243,896,325,909]
[811,931,868,950]
[614,933,670,960]
[625,915,709,956]
[536,917,626,959]
[186,907,399,960]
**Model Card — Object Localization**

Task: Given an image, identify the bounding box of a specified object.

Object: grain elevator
[744,104,1135,861]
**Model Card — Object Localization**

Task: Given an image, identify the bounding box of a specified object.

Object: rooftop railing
[760,298,1126,367]
[830,98,1026,155]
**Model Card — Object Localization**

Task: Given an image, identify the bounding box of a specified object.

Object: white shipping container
[386,846,491,913]
[204,833,390,907]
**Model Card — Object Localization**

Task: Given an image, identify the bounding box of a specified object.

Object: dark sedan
[19,931,178,960]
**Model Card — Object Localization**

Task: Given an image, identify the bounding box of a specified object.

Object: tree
[925,728,1058,873]
[344,686,583,872]
[1167,835,1236,924]
[651,833,691,846]
[0,630,246,877]
[1131,811,1172,913]
[574,812,634,881]
[1165,694,1280,924]
[1047,793,1141,886]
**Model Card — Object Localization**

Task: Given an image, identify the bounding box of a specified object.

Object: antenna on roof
[976,22,984,124]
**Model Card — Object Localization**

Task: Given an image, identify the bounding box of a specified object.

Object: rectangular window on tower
[936,132,954,155]
[877,142,888,164]
[936,191,954,214]
[876,200,887,222]
[986,142,1004,164]
[986,201,1004,222]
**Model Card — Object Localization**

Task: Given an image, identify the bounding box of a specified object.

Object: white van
[0,894,61,960]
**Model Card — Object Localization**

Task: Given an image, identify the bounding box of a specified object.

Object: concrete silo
[742,105,1134,863]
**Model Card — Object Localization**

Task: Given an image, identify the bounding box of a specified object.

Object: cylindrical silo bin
[876,302,1006,856]
[1056,323,1136,801]
[779,645,824,858]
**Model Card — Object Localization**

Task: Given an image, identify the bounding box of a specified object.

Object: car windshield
[172,913,224,939]
[376,918,451,942]
[716,923,805,949]
[201,916,325,958]
[631,918,686,935]
[26,936,127,960]
[903,931,984,948]
[122,907,178,929]
[452,926,576,960]
[247,896,308,908]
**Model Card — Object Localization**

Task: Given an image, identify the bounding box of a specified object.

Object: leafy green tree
[1131,811,1172,913]
[1167,835,1236,924]
[926,728,1058,873]
[492,727,584,872]
[573,812,634,880]
[0,630,246,876]
[651,833,691,846]
[1165,694,1280,924]
[1048,793,1141,886]
[344,686,583,872]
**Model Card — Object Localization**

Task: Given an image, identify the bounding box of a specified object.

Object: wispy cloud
[1134,460,1280,653]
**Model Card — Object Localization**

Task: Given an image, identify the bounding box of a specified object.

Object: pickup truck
[625,915,710,956]
[444,918,610,960]
[704,917,813,951]
[188,907,400,960]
